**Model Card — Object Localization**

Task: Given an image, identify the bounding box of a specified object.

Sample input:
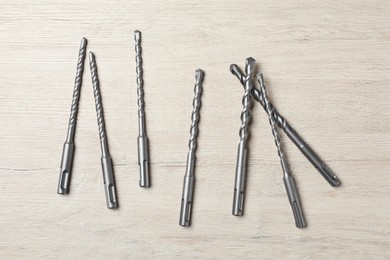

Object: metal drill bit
[230,64,340,187]
[58,37,87,195]
[232,57,255,216]
[89,52,118,209]
[179,69,204,227]
[258,74,306,228]
[134,30,150,188]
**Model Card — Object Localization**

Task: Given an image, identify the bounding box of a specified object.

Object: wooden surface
[1,1,390,259]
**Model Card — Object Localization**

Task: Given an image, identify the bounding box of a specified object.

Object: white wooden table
[1,1,389,259]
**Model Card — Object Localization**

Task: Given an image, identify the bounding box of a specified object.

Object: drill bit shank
[179,69,204,227]
[58,38,87,195]
[134,30,150,188]
[232,57,255,216]
[258,74,306,228]
[89,52,118,209]
[230,64,340,187]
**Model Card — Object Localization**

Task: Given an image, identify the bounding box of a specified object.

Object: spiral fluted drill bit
[179,69,204,227]
[58,37,87,195]
[258,74,306,228]
[230,64,340,187]
[232,57,255,216]
[134,30,151,188]
[89,52,118,209]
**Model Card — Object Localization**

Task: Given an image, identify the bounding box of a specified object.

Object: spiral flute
[232,57,255,216]
[230,64,340,187]
[89,52,118,209]
[179,69,204,227]
[134,30,151,188]
[58,37,87,195]
[258,74,306,228]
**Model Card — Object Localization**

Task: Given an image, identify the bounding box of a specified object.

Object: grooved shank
[258,74,306,228]
[180,69,204,227]
[58,37,87,195]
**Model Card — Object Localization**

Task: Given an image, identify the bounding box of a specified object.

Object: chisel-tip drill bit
[229,64,340,187]
[89,52,118,209]
[58,37,87,195]
[232,57,255,216]
[134,30,150,188]
[258,74,306,228]
[179,69,204,227]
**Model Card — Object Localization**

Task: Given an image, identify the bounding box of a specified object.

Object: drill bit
[179,69,204,227]
[230,64,340,187]
[89,52,118,209]
[58,37,87,195]
[134,30,150,188]
[232,57,255,216]
[258,74,306,228]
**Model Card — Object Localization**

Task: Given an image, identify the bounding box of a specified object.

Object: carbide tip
[195,69,204,81]
[134,30,141,41]
[246,57,256,65]
[256,73,264,83]
[89,51,95,62]
[245,58,256,75]
[229,64,236,73]
[80,38,87,49]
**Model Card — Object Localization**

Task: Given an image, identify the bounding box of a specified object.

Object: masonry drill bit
[230,64,340,187]
[179,69,204,227]
[134,30,150,188]
[258,74,306,228]
[58,37,87,195]
[232,57,255,216]
[89,52,118,209]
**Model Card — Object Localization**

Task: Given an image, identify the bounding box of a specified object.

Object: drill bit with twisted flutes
[232,57,255,216]
[230,64,340,187]
[230,59,341,227]
[134,30,151,188]
[89,52,118,209]
[179,69,204,227]
[58,37,87,195]
[257,74,306,228]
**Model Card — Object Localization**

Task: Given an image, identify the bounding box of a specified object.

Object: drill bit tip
[89,51,95,61]
[230,64,245,86]
[80,38,88,50]
[246,57,256,64]
[195,69,204,81]
[229,64,239,73]
[245,58,256,75]
[134,30,141,40]
[257,73,264,83]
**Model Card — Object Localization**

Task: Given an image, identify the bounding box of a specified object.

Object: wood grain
[0,0,389,259]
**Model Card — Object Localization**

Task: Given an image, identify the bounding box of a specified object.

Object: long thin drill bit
[179,69,204,227]
[89,52,118,209]
[232,57,255,216]
[58,37,87,194]
[258,74,306,228]
[230,64,340,187]
[134,30,150,188]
